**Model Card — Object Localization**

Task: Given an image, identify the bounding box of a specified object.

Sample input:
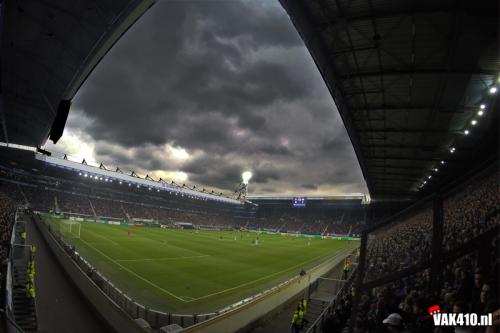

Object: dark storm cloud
[59,0,367,195]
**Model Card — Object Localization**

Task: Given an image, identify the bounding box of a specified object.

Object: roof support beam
[358,129,449,134]
[351,105,477,112]
[340,68,497,80]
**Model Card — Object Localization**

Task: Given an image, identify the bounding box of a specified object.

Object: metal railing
[39,214,357,331]
[305,265,358,333]
[41,217,216,330]
[2,208,38,333]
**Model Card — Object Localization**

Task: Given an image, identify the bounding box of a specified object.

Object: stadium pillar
[430,193,443,297]
[348,230,367,332]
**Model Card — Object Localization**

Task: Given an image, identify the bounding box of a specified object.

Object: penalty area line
[79,238,187,303]
[115,255,209,262]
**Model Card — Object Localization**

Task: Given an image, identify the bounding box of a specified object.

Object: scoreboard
[292,197,306,207]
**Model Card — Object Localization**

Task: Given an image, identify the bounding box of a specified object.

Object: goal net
[60,220,81,239]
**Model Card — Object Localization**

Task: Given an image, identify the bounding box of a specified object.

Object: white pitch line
[116,255,209,262]
[79,238,187,302]
[184,245,355,303]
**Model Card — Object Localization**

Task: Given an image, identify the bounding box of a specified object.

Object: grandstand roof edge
[35,153,242,205]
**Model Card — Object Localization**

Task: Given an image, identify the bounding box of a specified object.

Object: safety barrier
[3,208,38,333]
[304,263,358,332]
[35,212,358,332]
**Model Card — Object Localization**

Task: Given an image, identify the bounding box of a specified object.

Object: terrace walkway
[27,217,109,333]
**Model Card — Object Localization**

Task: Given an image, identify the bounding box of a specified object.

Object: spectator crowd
[352,171,499,333]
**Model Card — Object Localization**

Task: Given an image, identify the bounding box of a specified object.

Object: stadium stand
[253,203,365,235]
[0,190,16,286]
[1,0,498,331]
[0,147,369,236]
[350,165,499,332]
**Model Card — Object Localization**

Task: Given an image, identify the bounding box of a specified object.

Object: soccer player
[127,228,131,236]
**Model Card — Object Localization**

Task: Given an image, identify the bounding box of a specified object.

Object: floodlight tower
[234,171,252,202]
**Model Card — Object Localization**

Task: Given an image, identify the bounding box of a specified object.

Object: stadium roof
[247,194,366,201]
[0,0,156,147]
[280,0,499,200]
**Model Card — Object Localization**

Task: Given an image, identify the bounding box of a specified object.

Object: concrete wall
[183,243,358,333]
[32,215,147,333]
[35,212,358,333]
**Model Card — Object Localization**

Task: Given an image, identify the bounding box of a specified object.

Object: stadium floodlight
[428,175,432,179]
[489,86,497,94]
[84,174,88,177]
[478,110,484,116]
[471,119,477,126]
[424,181,427,184]
[441,160,445,165]
[434,168,438,172]
[480,104,486,110]
[450,147,455,153]
[464,129,469,135]
[79,172,82,176]
[242,171,253,184]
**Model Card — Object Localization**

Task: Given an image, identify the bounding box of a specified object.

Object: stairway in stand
[301,298,327,332]
[11,260,38,331]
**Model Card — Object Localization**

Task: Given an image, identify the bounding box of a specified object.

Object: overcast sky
[45,0,367,196]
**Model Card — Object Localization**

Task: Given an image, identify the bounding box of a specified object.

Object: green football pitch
[46,217,358,313]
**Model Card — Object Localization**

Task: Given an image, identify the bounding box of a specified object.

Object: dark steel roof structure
[280,0,499,199]
[0,0,156,147]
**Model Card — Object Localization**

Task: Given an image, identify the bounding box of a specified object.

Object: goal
[60,220,81,239]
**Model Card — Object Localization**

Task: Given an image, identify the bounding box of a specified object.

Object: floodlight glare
[434,168,438,172]
[471,119,477,126]
[428,175,432,179]
[242,171,253,184]
[464,129,469,135]
[489,86,497,94]
[441,160,445,165]
[478,110,484,116]
[480,104,486,110]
